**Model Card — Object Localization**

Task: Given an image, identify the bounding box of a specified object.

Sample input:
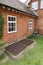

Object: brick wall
[29,0,43,35]
[0,7,35,43]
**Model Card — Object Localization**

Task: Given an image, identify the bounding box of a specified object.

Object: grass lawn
[0,36,43,65]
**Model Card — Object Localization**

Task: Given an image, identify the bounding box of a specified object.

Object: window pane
[9,23,11,26]
[13,23,16,31]
[8,17,10,21]
[8,16,17,33]
[40,0,43,9]
[9,28,11,31]
[29,23,32,27]
[11,17,13,21]
[8,23,16,32]
[12,23,13,31]
[32,1,38,10]
[29,20,33,29]
[12,23,13,27]
[29,23,32,29]
[12,27,13,31]
[13,17,16,21]
[8,23,12,28]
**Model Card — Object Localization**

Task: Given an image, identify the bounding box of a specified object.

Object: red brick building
[29,0,43,35]
[0,0,38,44]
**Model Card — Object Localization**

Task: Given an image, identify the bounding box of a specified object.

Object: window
[40,0,43,9]
[29,19,33,29]
[7,15,17,33]
[32,1,38,10]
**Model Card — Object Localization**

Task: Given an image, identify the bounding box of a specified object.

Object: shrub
[0,40,5,45]
[0,14,4,39]
[0,40,5,56]
[27,35,33,39]
[0,54,5,61]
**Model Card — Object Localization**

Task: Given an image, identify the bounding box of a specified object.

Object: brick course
[0,7,35,43]
[29,0,43,34]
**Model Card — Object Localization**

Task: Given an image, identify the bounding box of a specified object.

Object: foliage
[0,40,5,45]
[27,35,33,39]
[0,36,43,65]
[27,31,39,39]
[0,54,5,61]
[0,14,4,39]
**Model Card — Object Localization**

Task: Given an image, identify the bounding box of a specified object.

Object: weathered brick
[0,7,35,43]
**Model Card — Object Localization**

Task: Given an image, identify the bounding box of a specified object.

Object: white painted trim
[7,15,17,33]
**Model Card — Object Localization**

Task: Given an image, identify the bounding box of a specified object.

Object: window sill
[8,31,17,33]
[29,28,32,30]
[40,8,43,10]
[32,9,38,11]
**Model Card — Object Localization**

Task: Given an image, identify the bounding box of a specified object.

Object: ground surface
[0,36,43,65]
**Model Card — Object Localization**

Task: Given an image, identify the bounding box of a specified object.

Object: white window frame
[29,19,33,29]
[40,0,43,9]
[7,15,17,33]
[32,1,38,10]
